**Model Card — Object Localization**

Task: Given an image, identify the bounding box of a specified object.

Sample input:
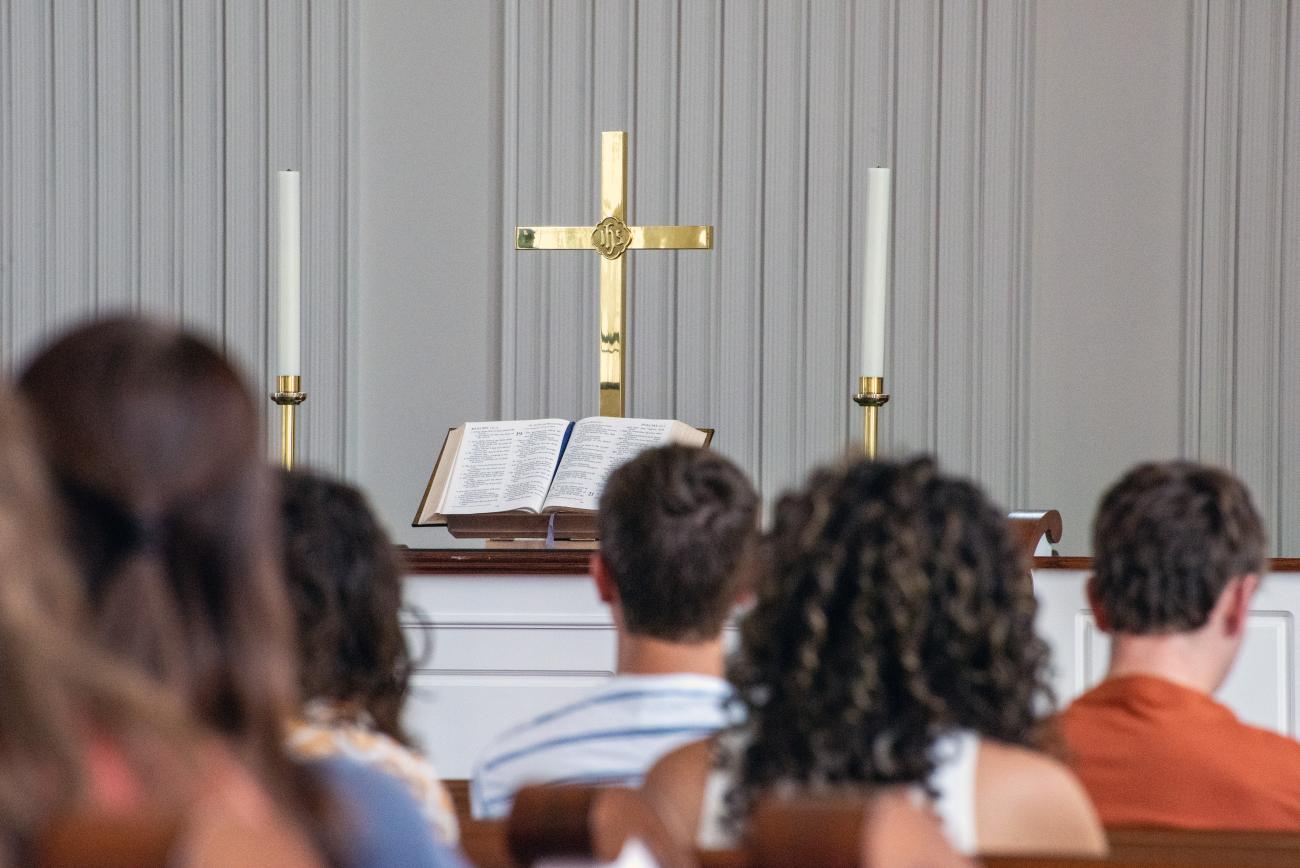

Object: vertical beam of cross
[598,132,628,417]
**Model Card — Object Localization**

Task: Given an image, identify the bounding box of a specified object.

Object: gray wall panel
[887,0,940,458]
[758,0,808,499]
[303,0,351,472]
[0,1,8,355]
[0,0,354,473]
[713,0,766,480]
[976,0,1031,505]
[1197,0,1239,466]
[496,0,1300,551]
[95,1,138,312]
[179,0,224,337]
[224,0,269,398]
[1232,0,1286,535]
[355,0,504,546]
[13,0,1300,551]
[136,0,178,316]
[674,0,721,430]
[1026,1,1191,552]
[1281,3,1300,555]
[802,0,853,470]
[9,0,52,362]
[50,1,94,327]
[547,0,593,420]
[935,0,980,475]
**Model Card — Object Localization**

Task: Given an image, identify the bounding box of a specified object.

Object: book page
[437,419,571,515]
[541,417,677,512]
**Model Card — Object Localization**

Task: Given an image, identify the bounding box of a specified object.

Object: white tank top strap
[696,768,738,850]
[925,730,980,855]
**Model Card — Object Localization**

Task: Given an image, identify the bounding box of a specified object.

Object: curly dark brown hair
[280,468,414,743]
[1091,461,1266,634]
[724,455,1053,828]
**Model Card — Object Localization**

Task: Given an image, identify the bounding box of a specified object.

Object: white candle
[277,170,302,376]
[861,167,891,377]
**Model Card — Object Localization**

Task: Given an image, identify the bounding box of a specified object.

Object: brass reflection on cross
[516,131,713,417]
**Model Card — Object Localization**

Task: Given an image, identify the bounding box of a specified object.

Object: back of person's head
[17,318,323,823]
[597,445,759,643]
[728,456,1051,823]
[280,468,411,742]
[1091,460,1266,635]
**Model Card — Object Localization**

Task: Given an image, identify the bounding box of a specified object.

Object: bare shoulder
[974,740,1107,856]
[641,738,717,849]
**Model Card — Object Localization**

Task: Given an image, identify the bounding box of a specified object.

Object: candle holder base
[852,375,890,459]
[271,374,307,470]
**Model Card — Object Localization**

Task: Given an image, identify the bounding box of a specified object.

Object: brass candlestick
[271,375,307,469]
[852,375,890,459]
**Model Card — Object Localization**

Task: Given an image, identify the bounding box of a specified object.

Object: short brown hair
[597,445,758,642]
[1092,461,1266,633]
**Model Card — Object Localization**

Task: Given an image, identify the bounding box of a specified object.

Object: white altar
[402,560,1300,779]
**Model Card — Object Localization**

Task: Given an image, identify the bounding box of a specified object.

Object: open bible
[413,416,711,530]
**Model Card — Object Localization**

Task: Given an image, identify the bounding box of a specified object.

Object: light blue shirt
[470,672,735,819]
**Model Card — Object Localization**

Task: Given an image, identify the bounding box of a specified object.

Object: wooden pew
[31,812,179,868]
[1105,825,1300,865]
[446,779,515,867]
[441,780,1300,868]
[506,785,598,863]
[747,795,1300,866]
[505,784,693,867]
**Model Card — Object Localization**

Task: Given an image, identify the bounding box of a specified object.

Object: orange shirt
[1059,674,1300,830]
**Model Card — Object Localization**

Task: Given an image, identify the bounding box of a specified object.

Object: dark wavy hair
[18,317,340,859]
[725,455,1053,828]
[1092,461,1266,634]
[280,468,413,743]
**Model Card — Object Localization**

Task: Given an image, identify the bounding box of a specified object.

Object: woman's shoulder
[975,739,1086,798]
[643,737,721,849]
[973,739,1106,856]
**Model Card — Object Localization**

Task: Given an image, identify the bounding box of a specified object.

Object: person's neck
[1105,633,1230,695]
[615,630,725,678]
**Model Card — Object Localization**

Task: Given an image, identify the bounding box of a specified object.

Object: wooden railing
[402,509,1074,576]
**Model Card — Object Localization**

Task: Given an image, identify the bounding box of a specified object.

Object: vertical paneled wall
[500,0,1300,552]
[1188,0,1299,554]
[0,0,355,472]
[500,0,1036,519]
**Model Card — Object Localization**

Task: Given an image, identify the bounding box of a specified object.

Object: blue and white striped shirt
[469,673,735,819]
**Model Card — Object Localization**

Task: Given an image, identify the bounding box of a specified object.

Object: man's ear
[1223,573,1261,637]
[591,552,618,605]
[1086,576,1111,633]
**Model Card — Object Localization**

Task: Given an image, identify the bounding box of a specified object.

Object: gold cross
[515,131,713,417]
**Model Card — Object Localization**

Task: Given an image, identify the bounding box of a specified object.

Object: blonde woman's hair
[0,385,187,861]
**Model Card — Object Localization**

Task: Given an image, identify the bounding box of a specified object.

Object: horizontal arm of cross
[516,225,713,251]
